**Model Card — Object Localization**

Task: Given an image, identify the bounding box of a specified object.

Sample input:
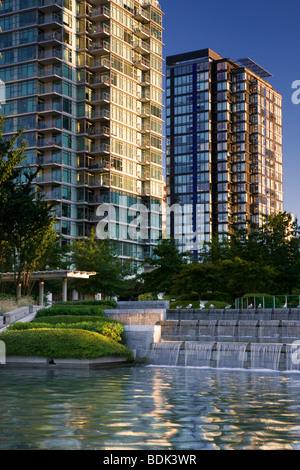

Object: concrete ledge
[2,355,131,369]
[124,324,161,360]
[117,301,169,310]
[104,309,166,325]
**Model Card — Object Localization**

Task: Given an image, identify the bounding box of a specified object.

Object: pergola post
[39,281,44,306]
[62,278,68,302]
[17,283,22,299]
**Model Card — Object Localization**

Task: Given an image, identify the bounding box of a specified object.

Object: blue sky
[160,0,300,221]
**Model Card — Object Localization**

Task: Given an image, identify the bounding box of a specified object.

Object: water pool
[1,365,300,450]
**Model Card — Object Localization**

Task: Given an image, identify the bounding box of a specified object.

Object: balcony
[133,56,150,71]
[38,48,62,64]
[87,125,110,137]
[38,31,62,45]
[37,136,61,148]
[90,143,110,155]
[89,176,110,188]
[88,161,110,171]
[90,74,111,88]
[90,57,110,71]
[37,101,62,114]
[133,39,150,55]
[134,7,150,23]
[37,155,62,166]
[37,119,61,131]
[38,0,63,11]
[38,13,62,29]
[88,40,110,55]
[90,6,110,20]
[133,23,150,39]
[90,23,110,38]
[36,173,62,184]
[91,108,110,121]
[92,91,110,103]
[38,84,62,97]
[38,65,61,81]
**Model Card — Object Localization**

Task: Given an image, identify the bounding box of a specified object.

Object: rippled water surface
[1,365,300,450]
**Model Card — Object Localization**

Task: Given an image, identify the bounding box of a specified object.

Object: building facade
[166,48,283,256]
[0,0,165,270]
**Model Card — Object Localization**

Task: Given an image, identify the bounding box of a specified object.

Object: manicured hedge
[1,328,133,360]
[9,319,124,343]
[35,305,105,318]
[32,315,116,324]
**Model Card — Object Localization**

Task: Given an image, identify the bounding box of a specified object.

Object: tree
[69,230,132,299]
[0,121,58,297]
[141,238,193,295]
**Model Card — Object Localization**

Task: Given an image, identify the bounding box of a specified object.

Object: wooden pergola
[0,270,97,306]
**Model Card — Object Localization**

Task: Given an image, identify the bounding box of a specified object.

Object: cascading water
[237,320,258,339]
[198,320,217,338]
[258,320,280,339]
[148,342,182,366]
[250,343,283,370]
[185,342,214,368]
[217,320,237,338]
[216,342,248,369]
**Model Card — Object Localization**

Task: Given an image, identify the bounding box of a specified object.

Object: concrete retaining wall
[124,325,161,360]
[104,308,166,325]
[116,301,169,310]
[3,355,130,369]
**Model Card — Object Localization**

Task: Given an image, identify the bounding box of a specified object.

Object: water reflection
[1,366,300,450]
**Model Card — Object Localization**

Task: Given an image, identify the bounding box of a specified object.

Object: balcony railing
[38,31,62,43]
[37,136,61,147]
[38,13,62,25]
[37,101,62,113]
[90,6,110,18]
[38,65,61,78]
[90,23,110,36]
[38,49,62,60]
[133,56,150,70]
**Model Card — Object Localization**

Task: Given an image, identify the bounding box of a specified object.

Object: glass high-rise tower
[166,48,283,257]
[0,0,165,271]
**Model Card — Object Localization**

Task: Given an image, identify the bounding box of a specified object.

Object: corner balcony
[90,23,110,38]
[37,136,61,148]
[90,74,111,88]
[37,119,62,132]
[37,101,62,114]
[38,31,62,46]
[90,5,110,20]
[38,0,63,11]
[91,107,110,122]
[88,160,110,172]
[90,142,110,155]
[133,39,150,55]
[87,125,110,137]
[91,91,110,104]
[38,65,62,82]
[38,13,62,29]
[90,57,110,72]
[88,40,110,56]
[133,23,150,39]
[133,56,150,71]
[38,48,62,65]
[134,7,150,23]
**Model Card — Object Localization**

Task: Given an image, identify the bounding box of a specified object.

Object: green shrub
[9,319,124,343]
[32,315,113,324]
[1,328,133,360]
[35,305,105,318]
[138,293,154,301]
